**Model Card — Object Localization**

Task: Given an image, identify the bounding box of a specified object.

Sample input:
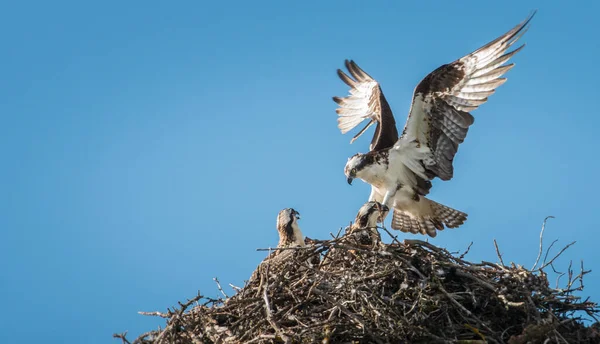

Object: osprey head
[344,152,377,185]
[276,208,304,247]
[355,201,389,228]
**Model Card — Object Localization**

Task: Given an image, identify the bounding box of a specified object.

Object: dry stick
[330,226,345,239]
[134,330,161,343]
[555,271,567,289]
[138,311,169,318]
[261,248,290,343]
[553,329,569,344]
[404,239,444,253]
[152,293,203,344]
[246,334,277,343]
[537,241,577,272]
[112,332,132,344]
[532,216,555,270]
[454,270,496,291]
[377,232,428,280]
[437,284,493,334]
[493,239,505,267]
[213,277,229,299]
[459,241,474,259]
[229,283,243,293]
[498,294,525,307]
[579,260,587,290]
[238,318,267,342]
[256,246,312,252]
[312,289,384,344]
[543,239,559,266]
[566,260,574,290]
[380,226,403,246]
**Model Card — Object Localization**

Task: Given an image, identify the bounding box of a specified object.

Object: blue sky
[1,1,599,343]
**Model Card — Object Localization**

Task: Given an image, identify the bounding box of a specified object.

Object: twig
[312,289,384,344]
[380,226,403,246]
[261,248,290,343]
[229,283,243,293]
[152,293,203,344]
[112,332,132,344]
[543,239,559,265]
[459,241,474,259]
[555,271,567,289]
[498,294,525,307]
[138,311,169,318]
[256,246,312,252]
[404,239,444,253]
[553,329,569,344]
[438,284,493,333]
[493,239,505,267]
[213,277,229,299]
[330,226,345,239]
[246,334,277,343]
[537,241,577,271]
[532,216,555,270]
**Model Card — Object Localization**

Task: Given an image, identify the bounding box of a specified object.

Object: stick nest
[116,230,600,344]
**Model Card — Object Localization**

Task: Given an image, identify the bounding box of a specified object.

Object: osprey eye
[351,168,357,174]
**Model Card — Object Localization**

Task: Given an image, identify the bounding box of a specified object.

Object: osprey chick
[277,208,305,248]
[335,12,535,237]
[246,208,308,292]
[346,201,388,246]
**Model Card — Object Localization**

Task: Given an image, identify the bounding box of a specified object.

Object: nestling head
[276,208,304,247]
[344,152,376,185]
[355,201,389,228]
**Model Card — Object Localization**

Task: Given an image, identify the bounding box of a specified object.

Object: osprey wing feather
[338,12,535,237]
[400,11,535,182]
[333,60,399,151]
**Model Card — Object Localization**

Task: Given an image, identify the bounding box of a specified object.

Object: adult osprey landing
[333,13,535,237]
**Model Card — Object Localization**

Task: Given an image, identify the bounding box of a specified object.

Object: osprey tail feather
[391,198,467,237]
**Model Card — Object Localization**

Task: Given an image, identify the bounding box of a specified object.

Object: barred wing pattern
[400,12,535,182]
[333,60,399,151]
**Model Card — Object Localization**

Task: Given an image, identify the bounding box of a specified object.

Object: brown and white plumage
[276,208,305,248]
[246,208,306,288]
[402,12,534,181]
[339,12,535,237]
[333,60,399,151]
[391,198,467,237]
[345,201,388,246]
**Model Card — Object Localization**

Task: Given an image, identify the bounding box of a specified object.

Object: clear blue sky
[1,1,599,343]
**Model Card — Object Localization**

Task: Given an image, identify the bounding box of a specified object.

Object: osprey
[246,208,307,290]
[334,13,535,237]
[345,201,388,246]
[276,208,305,248]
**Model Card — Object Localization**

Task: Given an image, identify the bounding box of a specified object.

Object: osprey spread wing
[334,12,535,237]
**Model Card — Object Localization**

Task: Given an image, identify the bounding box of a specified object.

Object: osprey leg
[381,189,397,210]
[368,187,378,202]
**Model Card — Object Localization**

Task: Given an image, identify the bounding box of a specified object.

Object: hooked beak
[347,177,354,185]
[294,213,301,220]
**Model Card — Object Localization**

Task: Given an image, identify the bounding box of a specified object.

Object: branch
[138,311,169,318]
[112,332,131,344]
[261,248,290,343]
[536,241,577,272]
[493,239,505,267]
[459,241,474,260]
[214,277,229,299]
[532,216,555,270]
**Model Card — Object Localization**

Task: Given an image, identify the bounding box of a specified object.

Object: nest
[115,228,599,344]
